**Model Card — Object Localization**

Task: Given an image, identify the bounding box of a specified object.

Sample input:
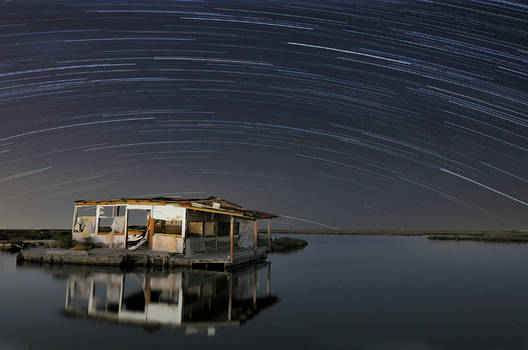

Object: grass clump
[70,237,98,250]
[52,231,73,248]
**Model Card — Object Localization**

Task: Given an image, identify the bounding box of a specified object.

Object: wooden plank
[182,206,252,219]
[155,233,183,237]
[76,200,168,206]
[18,246,268,269]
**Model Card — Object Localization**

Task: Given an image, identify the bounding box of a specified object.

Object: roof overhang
[74,197,279,220]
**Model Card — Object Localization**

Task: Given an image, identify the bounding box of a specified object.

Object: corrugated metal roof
[74,196,278,220]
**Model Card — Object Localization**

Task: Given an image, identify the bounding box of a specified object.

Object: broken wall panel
[153,205,185,222]
[237,220,254,248]
[152,234,184,254]
[188,222,204,236]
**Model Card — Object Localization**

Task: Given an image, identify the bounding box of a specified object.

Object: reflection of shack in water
[64,264,276,335]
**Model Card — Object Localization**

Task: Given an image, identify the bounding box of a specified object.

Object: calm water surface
[1,235,528,350]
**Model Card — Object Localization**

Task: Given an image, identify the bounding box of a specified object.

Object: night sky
[0,0,527,230]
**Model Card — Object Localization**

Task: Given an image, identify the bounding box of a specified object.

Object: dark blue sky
[0,0,527,229]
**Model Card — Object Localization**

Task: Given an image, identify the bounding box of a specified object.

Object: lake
[1,235,527,350]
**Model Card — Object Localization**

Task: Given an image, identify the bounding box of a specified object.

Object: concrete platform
[17,247,268,271]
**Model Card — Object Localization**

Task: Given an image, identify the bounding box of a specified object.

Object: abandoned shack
[71,197,278,265]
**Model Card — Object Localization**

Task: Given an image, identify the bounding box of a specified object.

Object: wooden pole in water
[118,274,125,311]
[266,263,271,297]
[229,216,234,263]
[65,281,71,310]
[253,266,257,305]
[228,275,233,321]
[254,220,258,256]
[145,274,151,306]
[88,280,95,313]
[267,218,271,251]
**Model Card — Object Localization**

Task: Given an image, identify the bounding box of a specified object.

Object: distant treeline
[428,233,528,243]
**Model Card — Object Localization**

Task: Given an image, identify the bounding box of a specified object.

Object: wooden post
[254,220,258,256]
[71,206,78,235]
[229,217,234,263]
[148,215,154,249]
[124,208,129,249]
[267,218,271,251]
[95,205,101,235]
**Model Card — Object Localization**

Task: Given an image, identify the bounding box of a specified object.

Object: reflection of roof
[74,196,278,220]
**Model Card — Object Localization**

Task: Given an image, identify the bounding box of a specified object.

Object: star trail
[0,0,526,229]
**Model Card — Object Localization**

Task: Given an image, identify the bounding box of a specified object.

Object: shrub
[71,237,97,250]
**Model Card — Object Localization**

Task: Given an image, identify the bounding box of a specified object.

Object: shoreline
[2,229,528,247]
[265,229,528,236]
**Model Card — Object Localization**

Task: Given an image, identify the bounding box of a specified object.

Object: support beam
[229,216,234,263]
[95,205,101,235]
[267,218,271,251]
[148,214,155,249]
[124,208,129,249]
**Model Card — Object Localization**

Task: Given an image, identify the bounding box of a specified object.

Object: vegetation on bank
[262,229,528,243]
[428,233,528,243]
[0,229,96,249]
[257,236,308,252]
[0,229,70,242]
